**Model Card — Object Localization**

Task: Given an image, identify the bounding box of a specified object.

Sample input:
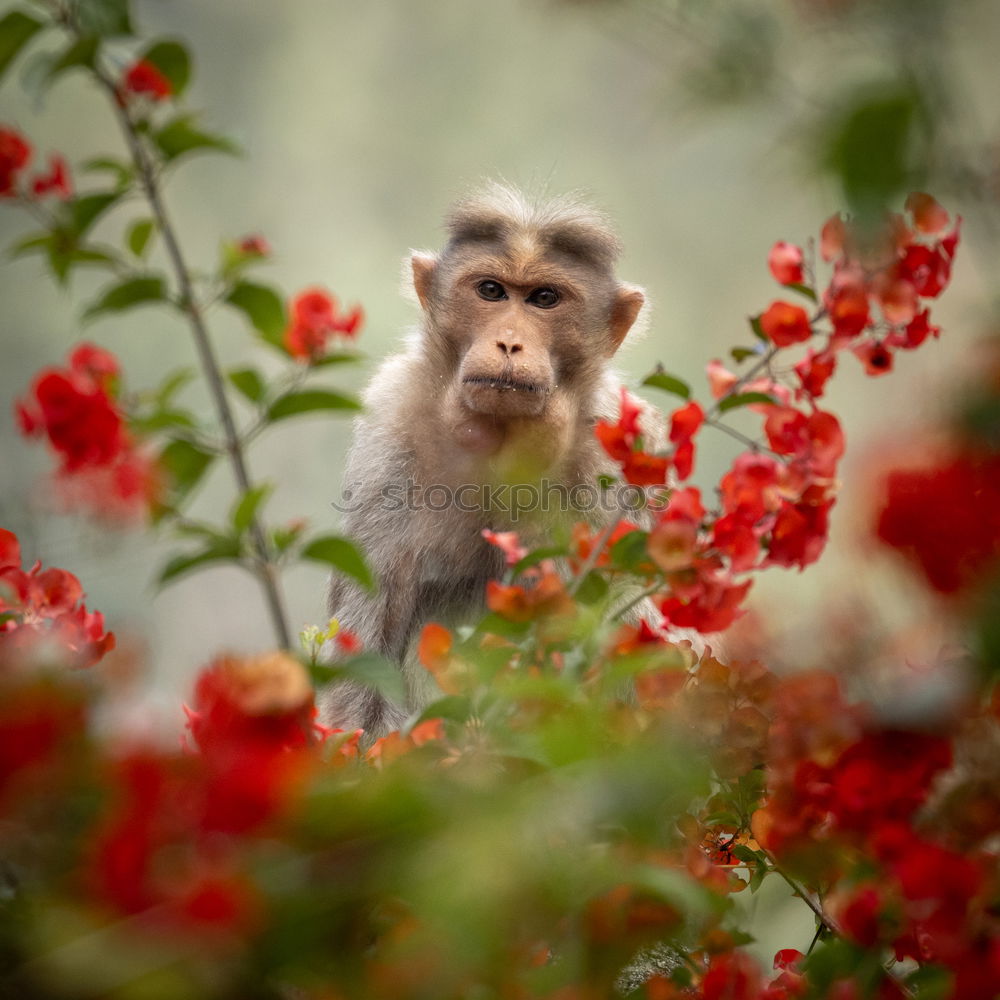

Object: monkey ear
[607,284,646,355]
[410,252,437,311]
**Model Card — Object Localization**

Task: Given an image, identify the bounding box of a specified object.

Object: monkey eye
[528,287,560,309]
[476,280,507,301]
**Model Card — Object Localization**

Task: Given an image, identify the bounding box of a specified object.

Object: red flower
[335,628,362,654]
[720,453,784,521]
[711,511,760,572]
[18,370,125,471]
[0,126,31,196]
[69,341,120,386]
[123,59,172,100]
[763,407,844,480]
[876,449,1000,594]
[486,564,574,623]
[836,884,889,948]
[706,358,739,398]
[820,213,848,262]
[768,241,805,285]
[669,400,704,480]
[887,308,938,350]
[482,528,528,567]
[764,499,833,569]
[828,730,952,833]
[648,517,699,572]
[284,287,364,359]
[622,450,669,486]
[853,339,894,376]
[0,530,115,669]
[897,240,954,299]
[824,265,870,338]
[30,153,72,199]
[659,562,751,633]
[596,388,669,487]
[758,301,813,347]
[871,269,918,326]
[702,952,763,1000]
[905,191,950,235]
[237,234,270,257]
[794,348,836,398]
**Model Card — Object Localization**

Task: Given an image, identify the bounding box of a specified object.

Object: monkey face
[413,243,642,423]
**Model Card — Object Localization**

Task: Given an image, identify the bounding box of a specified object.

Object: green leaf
[511,544,569,576]
[301,535,374,591]
[266,389,361,422]
[154,368,195,406]
[609,529,651,572]
[81,156,133,190]
[45,35,99,85]
[129,409,196,434]
[8,231,49,258]
[84,275,167,320]
[309,350,365,368]
[126,218,155,257]
[643,370,691,400]
[824,87,923,220]
[311,653,405,707]
[785,281,817,303]
[730,347,759,363]
[749,315,768,343]
[231,484,272,535]
[0,10,44,85]
[74,0,133,38]
[46,242,120,285]
[159,438,214,498]
[574,570,609,605]
[225,281,286,347]
[730,844,761,866]
[70,192,122,237]
[717,391,778,413]
[272,521,306,555]
[158,537,241,585]
[227,367,265,404]
[154,115,238,162]
[140,39,190,97]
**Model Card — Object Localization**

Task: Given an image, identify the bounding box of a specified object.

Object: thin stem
[763,849,916,998]
[64,21,292,648]
[702,345,780,423]
[611,580,663,622]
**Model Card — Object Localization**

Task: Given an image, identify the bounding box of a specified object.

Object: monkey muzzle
[460,371,550,418]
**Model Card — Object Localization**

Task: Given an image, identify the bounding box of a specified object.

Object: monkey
[317,182,663,739]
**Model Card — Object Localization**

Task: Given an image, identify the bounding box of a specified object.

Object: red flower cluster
[0,125,72,199]
[595,387,669,486]
[651,487,752,632]
[122,59,173,101]
[877,447,1000,595]
[751,668,1000,999]
[284,287,364,360]
[760,193,959,387]
[0,526,115,669]
[89,652,325,931]
[16,343,161,521]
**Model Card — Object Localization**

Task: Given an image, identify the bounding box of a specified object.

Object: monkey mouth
[462,375,545,395]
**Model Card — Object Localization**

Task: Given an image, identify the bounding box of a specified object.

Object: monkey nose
[495,339,523,356]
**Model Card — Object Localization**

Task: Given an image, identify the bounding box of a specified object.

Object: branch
[61,18,292,649]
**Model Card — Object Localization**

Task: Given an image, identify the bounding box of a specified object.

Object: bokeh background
[2,0,999,966]
[3,0,998,700]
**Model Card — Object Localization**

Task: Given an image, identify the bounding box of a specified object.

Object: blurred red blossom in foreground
[0,526,114,670]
